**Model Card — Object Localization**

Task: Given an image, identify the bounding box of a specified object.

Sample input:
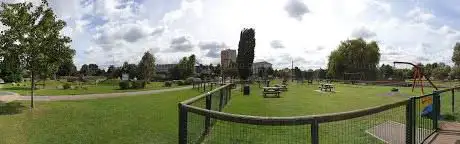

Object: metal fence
[179,84,459,144]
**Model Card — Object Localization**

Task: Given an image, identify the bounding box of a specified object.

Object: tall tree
[452,42,460,66]
[57,60,76,76]
[80,64,89,76]
[0,0,75,108]
[236,28,256,81]
[88,64,99,76]
[327,38,380,80]
[137,51,155,81]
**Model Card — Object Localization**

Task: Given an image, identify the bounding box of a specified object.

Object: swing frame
[393,61,438,95]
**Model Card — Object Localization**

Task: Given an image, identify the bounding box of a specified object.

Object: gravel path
[16,86,193,101]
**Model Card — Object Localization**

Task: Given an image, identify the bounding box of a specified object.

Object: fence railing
[179,83,459,144]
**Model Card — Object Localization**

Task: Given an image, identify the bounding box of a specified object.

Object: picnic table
[262,87,281,97]
[319,83,335,92]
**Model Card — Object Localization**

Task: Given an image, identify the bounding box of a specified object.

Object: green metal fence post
[433,91,440,130]
[406,98,415,144]
[452,89,455,113]
[219,89,224,111]
[205,93,212,134]
[178,104,188,144]
[311,120,319,144]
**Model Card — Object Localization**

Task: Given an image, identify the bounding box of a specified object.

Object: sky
[2,0,460,70]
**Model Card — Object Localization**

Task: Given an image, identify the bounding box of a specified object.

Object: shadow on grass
[0,101,25,115]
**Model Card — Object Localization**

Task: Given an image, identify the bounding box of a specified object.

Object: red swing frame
[393,61,438,95]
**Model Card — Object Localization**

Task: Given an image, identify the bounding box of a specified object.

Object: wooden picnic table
[319,83,335,92]
[262,87,281,97]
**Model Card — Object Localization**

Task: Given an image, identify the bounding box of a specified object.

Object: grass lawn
[0,81,457,144]
[0,80,185,96]
[0,89,201,144]
[201,82,453,144]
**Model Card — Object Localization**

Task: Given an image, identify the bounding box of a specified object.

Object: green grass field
[0,81,458,144]
[0,80,184,96]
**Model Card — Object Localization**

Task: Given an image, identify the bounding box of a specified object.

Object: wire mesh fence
[180,84,459,144]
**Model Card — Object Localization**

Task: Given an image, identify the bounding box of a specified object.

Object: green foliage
[121,62,138,79]
[449,66,460,80]
[379,64,394,79]
[452,42,460,66]
[431,63,451,80]
[137,52,155,81]
[0,0,75,104]
[327,38,380,80]
[236,28,256,80]
[185,77,195,85]
[176,80,185,86]
[57,60,77,76]
[119,81,131,90]
[164,81,172,87]
[131,80,146,89]
[62,83,71,90]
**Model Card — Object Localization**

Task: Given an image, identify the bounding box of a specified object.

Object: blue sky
[2,0,460,70]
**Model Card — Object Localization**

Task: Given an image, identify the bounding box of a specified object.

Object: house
[252,61,272,76]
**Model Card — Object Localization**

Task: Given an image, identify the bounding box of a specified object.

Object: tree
[452,42,460,66]
[137,51,155,81]
[431,63,450,80]
[449,66,460,80]
[236,28,256,81]
[80,64,89,76]
[379,64,394,80]
[327,38,380,80]
[223,61,238,80]
[294,67,302,79]
[88,64,99,76]
[267,67,274,76]
[57,60,76,76]
[121,62,138,79]
[0,0,75,108]
[106,65,116,78]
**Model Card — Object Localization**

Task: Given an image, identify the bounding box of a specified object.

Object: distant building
[221,49,236,68]
[155,64,177,74]
[252,61,272,76]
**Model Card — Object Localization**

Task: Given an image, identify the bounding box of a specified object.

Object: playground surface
[0,81,458,144]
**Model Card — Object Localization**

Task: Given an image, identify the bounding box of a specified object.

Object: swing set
[393,61,438,95]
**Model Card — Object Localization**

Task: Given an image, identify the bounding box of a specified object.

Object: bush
[185,77,195,85]
[132,80,146,89]
[164,81,172,87]
[63,83,71,90]
[119,81,131,90]
[176,80,185,86]
[66,76,79,82]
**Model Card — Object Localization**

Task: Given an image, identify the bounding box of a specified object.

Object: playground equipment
[393,61,439,117]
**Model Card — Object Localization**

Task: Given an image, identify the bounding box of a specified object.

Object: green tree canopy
[452,42,460,66]
[236,28,256,80]
[137,51,155,81]
[327,38,380,80]
[0,0,75,108]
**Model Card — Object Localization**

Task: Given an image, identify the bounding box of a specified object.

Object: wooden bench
[263,87,281,98]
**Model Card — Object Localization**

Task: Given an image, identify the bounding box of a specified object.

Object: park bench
[319,83,334,92]
[262,87,281,98]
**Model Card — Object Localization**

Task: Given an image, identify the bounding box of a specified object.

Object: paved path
[425,121,460,144]
[17,86,193,101]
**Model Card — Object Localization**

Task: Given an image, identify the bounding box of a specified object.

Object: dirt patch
[377,92,411,97]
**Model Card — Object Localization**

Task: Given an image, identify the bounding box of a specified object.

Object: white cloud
[2,0,457,69]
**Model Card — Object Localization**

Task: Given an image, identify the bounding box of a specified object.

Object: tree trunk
[30,71,35,108]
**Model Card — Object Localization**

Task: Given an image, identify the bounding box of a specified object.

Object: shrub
[176,80,185,86]
[63,83,71,90]
[132,80,146,89]
[119,81,131,90]
[164,81,172,87]
[185,77,195,85]
[66,77,79,82]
